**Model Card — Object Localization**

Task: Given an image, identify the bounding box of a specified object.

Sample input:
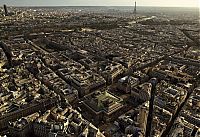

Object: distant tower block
[3,4,8,16]
[134,1,137,14]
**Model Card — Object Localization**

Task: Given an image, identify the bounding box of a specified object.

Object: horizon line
[3,5,199,8]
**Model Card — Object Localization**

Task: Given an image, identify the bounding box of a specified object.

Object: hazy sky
[0,0,199,7]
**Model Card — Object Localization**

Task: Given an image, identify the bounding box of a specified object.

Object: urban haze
[0,1,199,137]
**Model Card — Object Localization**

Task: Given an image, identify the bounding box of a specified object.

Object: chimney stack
[3,4,8,16]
